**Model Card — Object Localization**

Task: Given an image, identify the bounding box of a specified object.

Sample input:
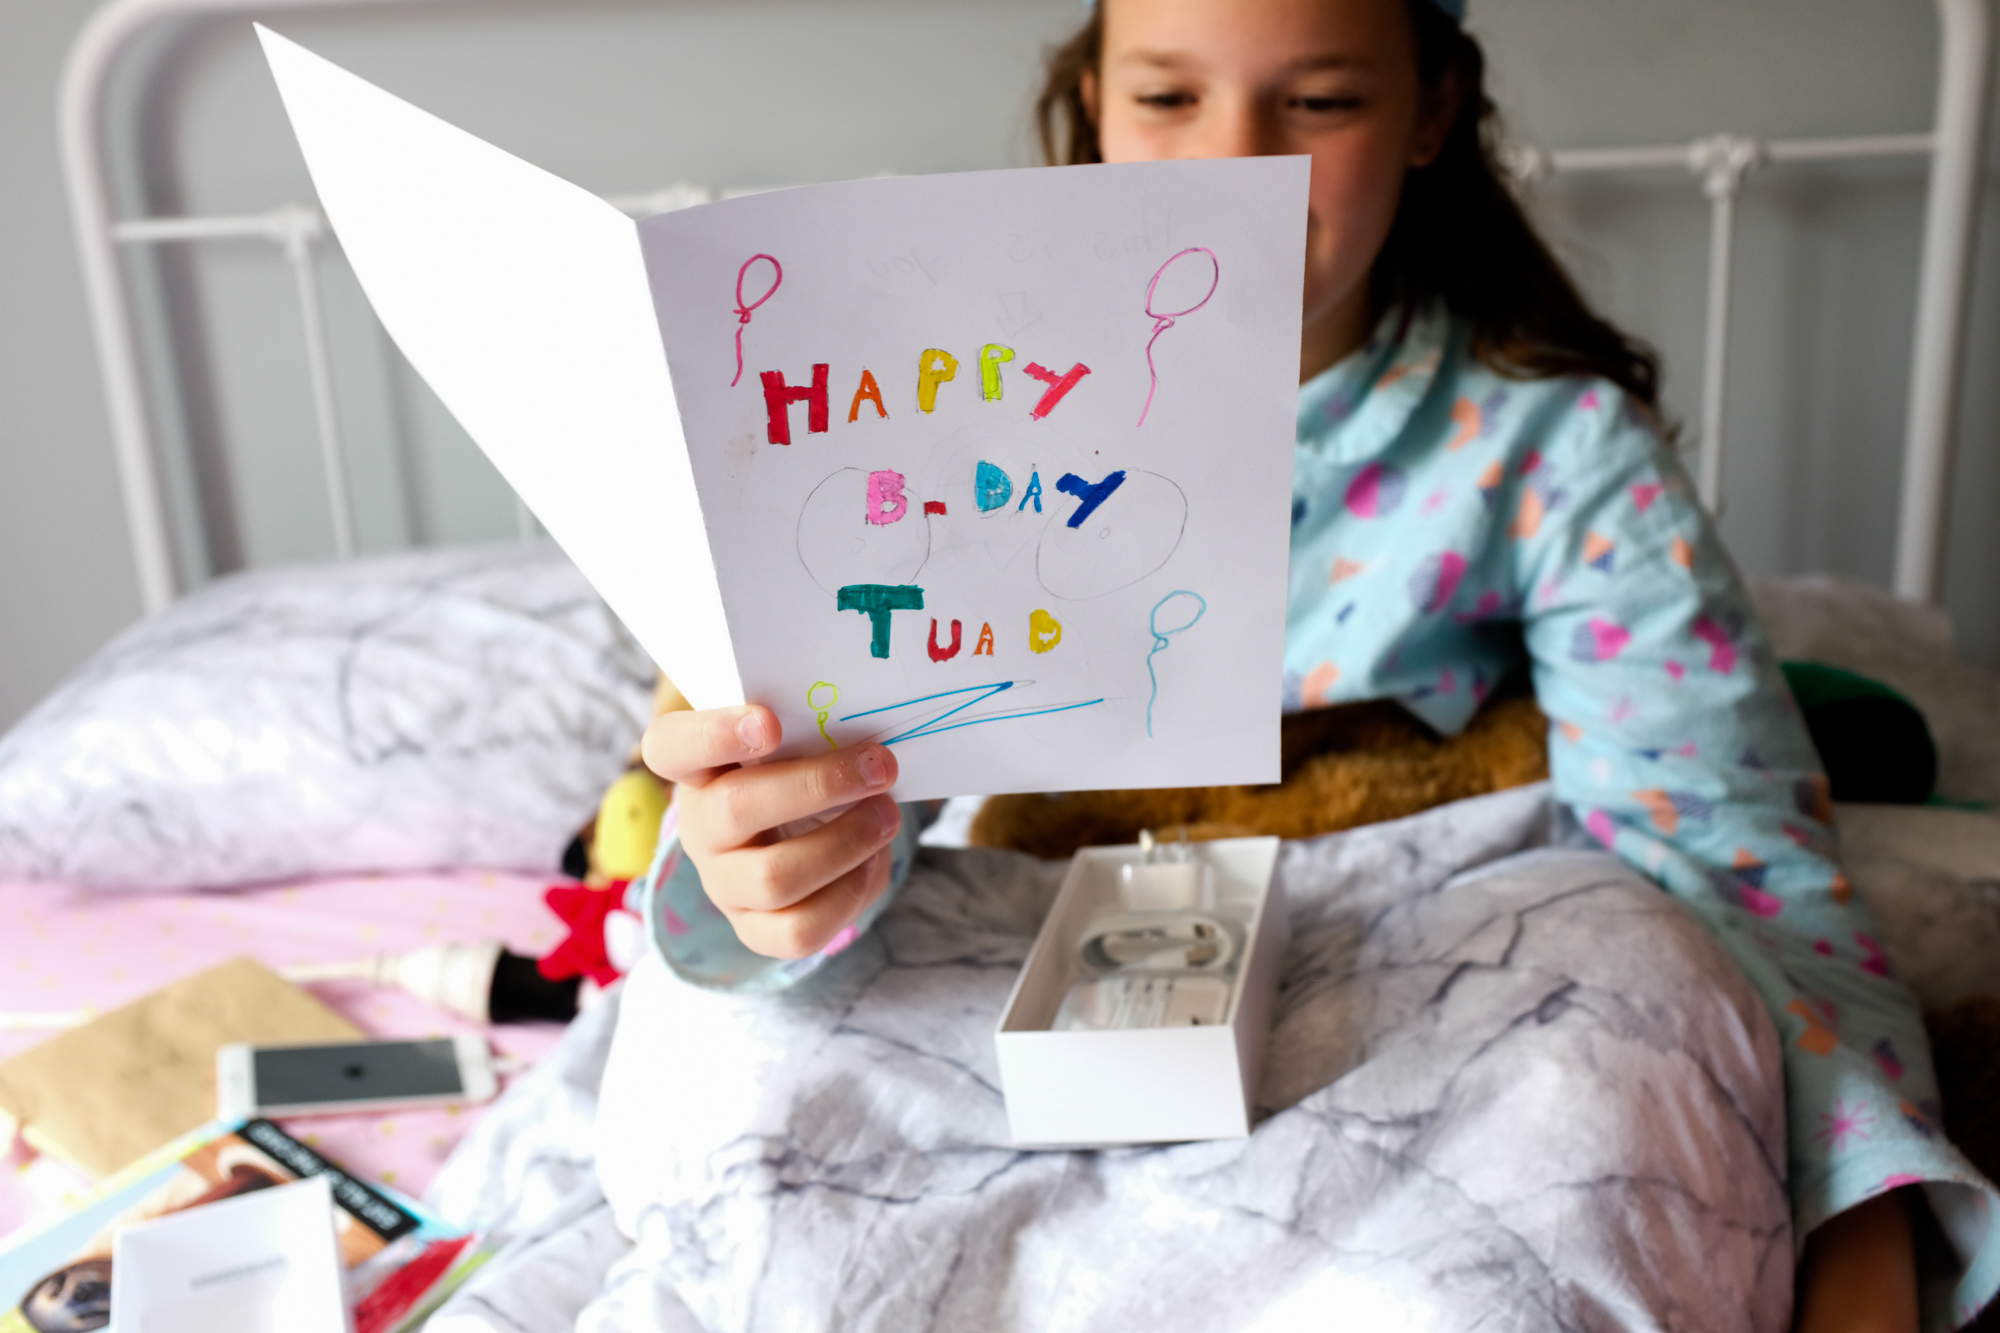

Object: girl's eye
[1134,91,1198,110]
[1291,95,1365,114]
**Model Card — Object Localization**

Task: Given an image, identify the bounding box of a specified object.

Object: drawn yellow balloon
[807,680,840,750]
[1028,608,1064,654]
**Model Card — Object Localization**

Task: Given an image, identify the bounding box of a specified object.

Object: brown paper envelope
[0,956,361,1177]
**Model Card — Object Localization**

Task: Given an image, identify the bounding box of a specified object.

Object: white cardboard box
[995,837,1288,1147]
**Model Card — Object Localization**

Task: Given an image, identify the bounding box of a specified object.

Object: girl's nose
[1193,95,1272,160]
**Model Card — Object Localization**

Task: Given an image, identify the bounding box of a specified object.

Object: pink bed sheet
[0,868,573,1241]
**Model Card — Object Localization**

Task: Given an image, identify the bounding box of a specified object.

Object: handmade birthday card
[260,28,1306,798]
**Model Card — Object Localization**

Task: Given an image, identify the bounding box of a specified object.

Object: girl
[633,1,1999,1328]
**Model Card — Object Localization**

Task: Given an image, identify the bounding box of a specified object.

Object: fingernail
[736,712,766,751]
[855,746,887,787]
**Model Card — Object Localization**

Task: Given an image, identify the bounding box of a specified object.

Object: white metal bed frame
[60,0,1993,615]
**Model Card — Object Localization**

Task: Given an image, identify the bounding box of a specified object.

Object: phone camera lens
[343,1063,365,1079]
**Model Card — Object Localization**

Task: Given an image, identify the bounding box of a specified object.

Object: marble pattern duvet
[425,783,2000,1332]
[422,785,1842,1332]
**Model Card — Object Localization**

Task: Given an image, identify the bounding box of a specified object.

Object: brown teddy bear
[969,685,1550,859]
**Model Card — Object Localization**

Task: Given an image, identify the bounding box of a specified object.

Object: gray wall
[2,0,1998,731]
[0,0,141,731]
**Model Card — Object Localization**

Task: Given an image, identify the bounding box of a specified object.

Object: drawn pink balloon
[730,253,783,387]
[1136,246,1220,427]
[1146,247,1221,321]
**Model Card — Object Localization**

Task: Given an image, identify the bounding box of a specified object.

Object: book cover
[0,1117,477,1333]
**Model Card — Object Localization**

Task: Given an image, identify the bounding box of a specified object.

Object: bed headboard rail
[1898,0,1994,602]
[60,0,1993,613]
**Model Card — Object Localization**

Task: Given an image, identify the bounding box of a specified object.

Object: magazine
[0,1118,481,1333]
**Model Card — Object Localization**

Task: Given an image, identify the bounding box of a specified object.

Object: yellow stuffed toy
[564,675,691,885]
[587,768,672,884]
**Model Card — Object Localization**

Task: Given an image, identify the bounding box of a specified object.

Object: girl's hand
[1794,1188,1919,1333]
[641,704,901,960]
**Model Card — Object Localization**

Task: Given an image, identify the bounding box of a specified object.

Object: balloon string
[1145,591,1207,737]
[1137,316,1175,428]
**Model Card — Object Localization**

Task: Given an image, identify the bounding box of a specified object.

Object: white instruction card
[259,27,1306,798]
[110,1174,346,1333]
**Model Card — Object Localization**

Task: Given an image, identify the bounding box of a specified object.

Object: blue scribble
[842,680,1103,745]
[1055,470,1127,528]
[1145,590,1207,737]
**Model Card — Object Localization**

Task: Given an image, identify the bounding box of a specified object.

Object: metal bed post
[1509,129,1937,520]
[1502,1,1987,578]
[59,0,405,612]
[277,206,357,559]
[1894,0,1994,604]
[1689,134,1765,515]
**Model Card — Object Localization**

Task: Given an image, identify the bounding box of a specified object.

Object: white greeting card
[259,28,1306,797]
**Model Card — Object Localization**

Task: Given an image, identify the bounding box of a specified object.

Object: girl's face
[1088,0,1455,380]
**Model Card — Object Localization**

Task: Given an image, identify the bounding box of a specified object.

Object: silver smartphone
[215,1035,498,1119]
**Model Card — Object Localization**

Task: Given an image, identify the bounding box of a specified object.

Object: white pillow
[1750,573,2000,806]
[0,542,655,890]
[1836,803,2000,1012]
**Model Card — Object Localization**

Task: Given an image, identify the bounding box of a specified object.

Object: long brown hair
[1035,1,1664,410]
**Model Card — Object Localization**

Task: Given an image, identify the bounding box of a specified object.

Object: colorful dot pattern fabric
[0,870,568,1240]
[639,800,926,995]
[1287,302,1997,1328]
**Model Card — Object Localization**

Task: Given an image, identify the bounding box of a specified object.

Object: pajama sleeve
[632,798,932,995]
[1514,386,2000,1331]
